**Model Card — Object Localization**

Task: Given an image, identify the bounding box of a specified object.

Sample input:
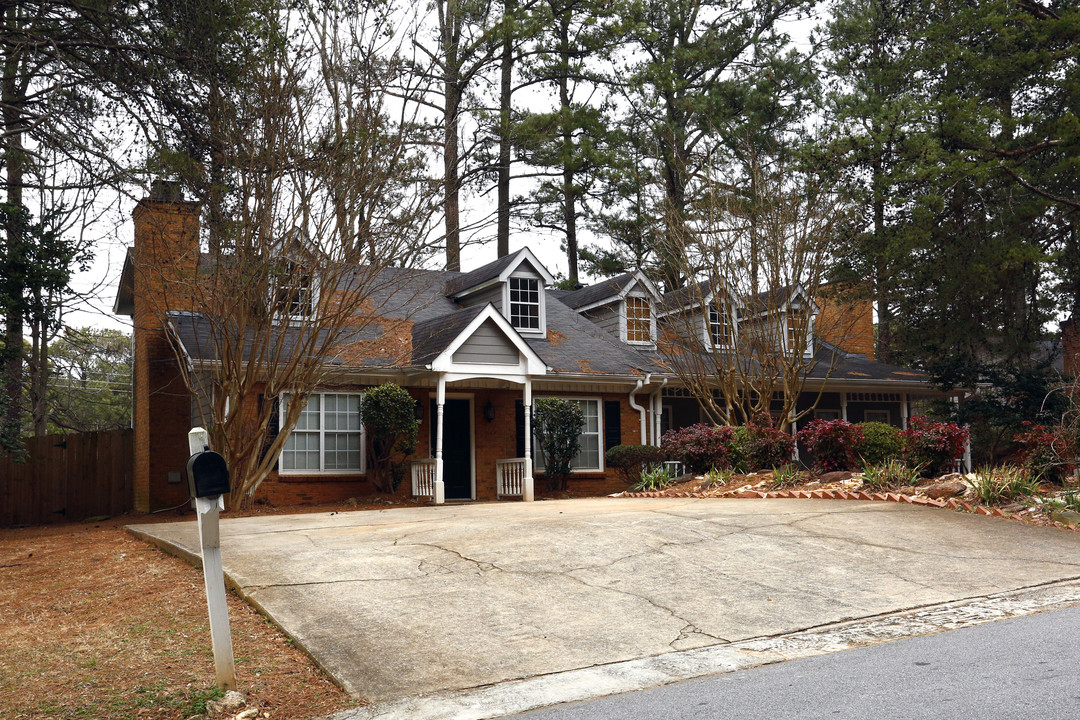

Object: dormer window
[708,305,732,346]
[787,310,812,354]
[272,261,316,320]
[508,276,541,331]
[625,296,653,343]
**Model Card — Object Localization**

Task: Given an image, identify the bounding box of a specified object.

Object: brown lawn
[0,500,411,720]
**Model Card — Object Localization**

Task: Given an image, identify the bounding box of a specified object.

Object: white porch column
[840,391,848,422]
[901,393,909,430]
[788,409,800,463]
[434,375,446,504]
[523,378,534,502]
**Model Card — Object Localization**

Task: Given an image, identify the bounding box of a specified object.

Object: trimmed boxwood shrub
[533,397,585,491]
[901,416,969,477]
[797,419,864,472]
[661,423,734,473]
[606,444,667,483]
[856,422,903,466]
[360,382,419,493]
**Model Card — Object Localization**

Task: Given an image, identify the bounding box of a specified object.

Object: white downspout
[628,373,651,445]
[651,378,668,446]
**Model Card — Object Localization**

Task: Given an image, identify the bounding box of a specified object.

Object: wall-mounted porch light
[483,400,496,423]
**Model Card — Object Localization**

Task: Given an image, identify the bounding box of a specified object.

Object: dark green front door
[431,398,472,500]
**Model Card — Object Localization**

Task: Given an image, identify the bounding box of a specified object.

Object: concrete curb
[621,487,1068,526]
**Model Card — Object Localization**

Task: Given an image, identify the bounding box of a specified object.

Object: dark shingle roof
[411,305,486,366]
[561,273,637,309]
[443,253,519,298]
[162,251,933,388]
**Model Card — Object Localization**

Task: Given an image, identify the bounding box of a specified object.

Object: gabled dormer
[658,279,740,351]
[445,248,555,336]
[741,283,817,357]
[567,271,660,347]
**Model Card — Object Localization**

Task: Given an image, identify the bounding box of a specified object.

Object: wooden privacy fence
[0,428,133,526]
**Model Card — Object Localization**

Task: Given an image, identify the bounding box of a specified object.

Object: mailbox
[186,450,231,499]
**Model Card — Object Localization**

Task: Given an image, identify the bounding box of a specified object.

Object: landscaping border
[622,488,1078,530]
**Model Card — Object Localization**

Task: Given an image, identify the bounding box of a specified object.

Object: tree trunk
[2,5,25,448]
[443,2,462,271]
[496,0,515,258]
[558,10,577,283]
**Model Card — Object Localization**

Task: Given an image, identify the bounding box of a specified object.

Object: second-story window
[626,296,652,342]
[509,277,540,330]
[708,305,731,346]
[274,261,314,319]
[787,311,808,352]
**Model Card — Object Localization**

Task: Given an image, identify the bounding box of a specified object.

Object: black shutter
[260,394,280,470]
[604,400,622,451]
[516,400,527,458]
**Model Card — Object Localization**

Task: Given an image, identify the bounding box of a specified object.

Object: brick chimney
[131,182,201,512]
[815,283,875,360]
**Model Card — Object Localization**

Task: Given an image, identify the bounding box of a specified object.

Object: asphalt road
[510,604,1080,720]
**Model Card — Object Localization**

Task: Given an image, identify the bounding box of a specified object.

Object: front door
[431,398,473,500]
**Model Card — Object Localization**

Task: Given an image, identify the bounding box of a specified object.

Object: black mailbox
[186,450,231,499]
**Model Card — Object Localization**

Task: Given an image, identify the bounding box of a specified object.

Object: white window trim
[532,396,604,473]
[270,266,320,325]
[704,304,736,349]
[621,295,656,346]
[503,273,546,336]
[863,409,891,424]
[785,312,815,357]
[279,391,366,475]
[814,409,841,421]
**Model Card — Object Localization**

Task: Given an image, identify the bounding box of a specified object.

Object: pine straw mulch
[0,496,429,720]
[621,470,1080,532]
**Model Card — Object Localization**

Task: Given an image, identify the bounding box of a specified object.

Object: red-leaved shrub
[900,416,969,476]
[797,419,864,472]
[661,424,734,473]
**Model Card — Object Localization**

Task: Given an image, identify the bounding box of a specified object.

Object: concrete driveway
[129,498,1080,704]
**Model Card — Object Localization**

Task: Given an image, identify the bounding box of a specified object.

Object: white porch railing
[497,458,529,498]
[411,459,437,498]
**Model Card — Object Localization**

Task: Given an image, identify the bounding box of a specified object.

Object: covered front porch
[409,375,538,504]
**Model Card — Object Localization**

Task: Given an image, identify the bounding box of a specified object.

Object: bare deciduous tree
[656,157,859,429]
[136,5,439,509]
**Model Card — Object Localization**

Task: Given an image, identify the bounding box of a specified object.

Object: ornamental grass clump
[771,463,801,488]
[966,466,1040,505]
[797,419,863,472]
[860,458,922,491]
[632,465,677,492]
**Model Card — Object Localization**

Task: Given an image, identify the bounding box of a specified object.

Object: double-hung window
[533,398,603,472]
[281,392,364,473]
[626,296,652,343]
[508,277,541,330]
[708,305,731,347]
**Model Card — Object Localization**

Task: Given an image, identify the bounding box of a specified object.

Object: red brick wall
[131,198,200,512]
[252,386,642,505]
[816,284,875,360]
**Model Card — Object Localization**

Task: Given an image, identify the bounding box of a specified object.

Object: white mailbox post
[188,427,236,691]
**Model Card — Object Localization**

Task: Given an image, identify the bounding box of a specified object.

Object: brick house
[115,186,948,511]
